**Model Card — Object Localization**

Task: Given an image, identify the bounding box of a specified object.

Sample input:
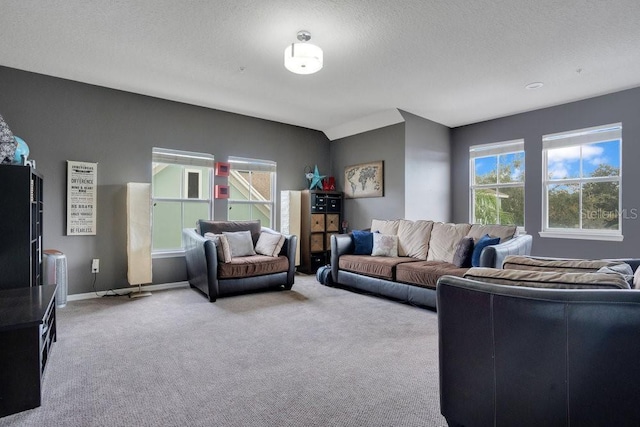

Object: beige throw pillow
[397,220,433,259]
[370,219,401,235]
[467,224,517,243]
[204,233,232,263]
[255,232,286,257]
[427,222,472,262]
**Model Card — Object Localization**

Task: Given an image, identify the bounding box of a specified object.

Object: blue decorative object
[309,165,326,190]
[352,230,374,255]
[471,234,501,267]
[12,136,29,165]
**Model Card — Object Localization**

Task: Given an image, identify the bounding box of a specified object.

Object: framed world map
[344,160,384,198]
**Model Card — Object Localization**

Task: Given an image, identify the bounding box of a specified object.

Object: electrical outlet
[91,258,100,273]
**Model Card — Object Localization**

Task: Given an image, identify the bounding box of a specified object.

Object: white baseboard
[66,281,190,302]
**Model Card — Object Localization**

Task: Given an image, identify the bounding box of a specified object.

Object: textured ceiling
[1,1,640,139]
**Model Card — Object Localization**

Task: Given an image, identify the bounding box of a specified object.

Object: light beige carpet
[0,274,447,427]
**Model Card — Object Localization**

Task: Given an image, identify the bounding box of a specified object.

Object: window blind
[228,156,277,172]
[152,147,214,168]
[469,139,524,158]
[542,123,621,150]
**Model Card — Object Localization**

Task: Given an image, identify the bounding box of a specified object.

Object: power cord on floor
[91,272,132,298]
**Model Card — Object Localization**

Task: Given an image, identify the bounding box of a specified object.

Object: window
[152,148,214,253]
[227,157,276,228]
[184,168,202,199]
[541,123,622,241]
[470,140,525,227]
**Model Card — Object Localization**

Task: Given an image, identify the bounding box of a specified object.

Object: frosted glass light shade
[284,42,323,74]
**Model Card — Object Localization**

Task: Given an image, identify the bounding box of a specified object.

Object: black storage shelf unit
[300,190,344,274]
[0,166,55,418]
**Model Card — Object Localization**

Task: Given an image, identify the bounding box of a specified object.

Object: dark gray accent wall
[451,87,640,259]
[329,124,405,230]
[0,66,330,295]
[401,110,451,222]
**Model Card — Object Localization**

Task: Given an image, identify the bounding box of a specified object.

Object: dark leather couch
[183,220,297,302]
[437,275,640,426]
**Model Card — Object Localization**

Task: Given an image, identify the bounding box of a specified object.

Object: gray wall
[5,65,636,295]
[451,86,640,259]
[0,66,330,295]
[328,113,452,231]
[401,110,451,222]
[329,124,405,230]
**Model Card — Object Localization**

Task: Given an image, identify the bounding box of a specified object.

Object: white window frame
[469,139,525,232]
[227,156,276,228]
[152,147,214,257]
[540,123,622,241]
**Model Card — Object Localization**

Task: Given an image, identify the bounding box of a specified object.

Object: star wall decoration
[309,165,325,190]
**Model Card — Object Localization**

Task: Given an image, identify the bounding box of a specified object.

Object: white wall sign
[67,161,98,235]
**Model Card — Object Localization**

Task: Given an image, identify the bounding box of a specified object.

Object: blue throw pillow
[471,234,501,267]
[352,230,374,255]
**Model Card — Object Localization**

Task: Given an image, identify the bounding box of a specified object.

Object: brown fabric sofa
[325,219,533,309]
[183,220,297,302]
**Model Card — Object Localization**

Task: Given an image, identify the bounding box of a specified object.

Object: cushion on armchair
[223,230,257,257]
[255,231,286,257]
[197,220,261,245]
[217,255,289,279]
[204,233,232,263]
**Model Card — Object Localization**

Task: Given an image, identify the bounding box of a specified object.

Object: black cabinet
[300,190,343,274]
[0,165,43,289]
[0,284,57,417]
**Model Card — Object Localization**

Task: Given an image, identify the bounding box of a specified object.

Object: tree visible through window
[542,123,622,239]
[470,140,525,227]
[227,157,276,228]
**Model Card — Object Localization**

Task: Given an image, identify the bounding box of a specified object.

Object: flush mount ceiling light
[284,30,323,75]
[525,81,544,90]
